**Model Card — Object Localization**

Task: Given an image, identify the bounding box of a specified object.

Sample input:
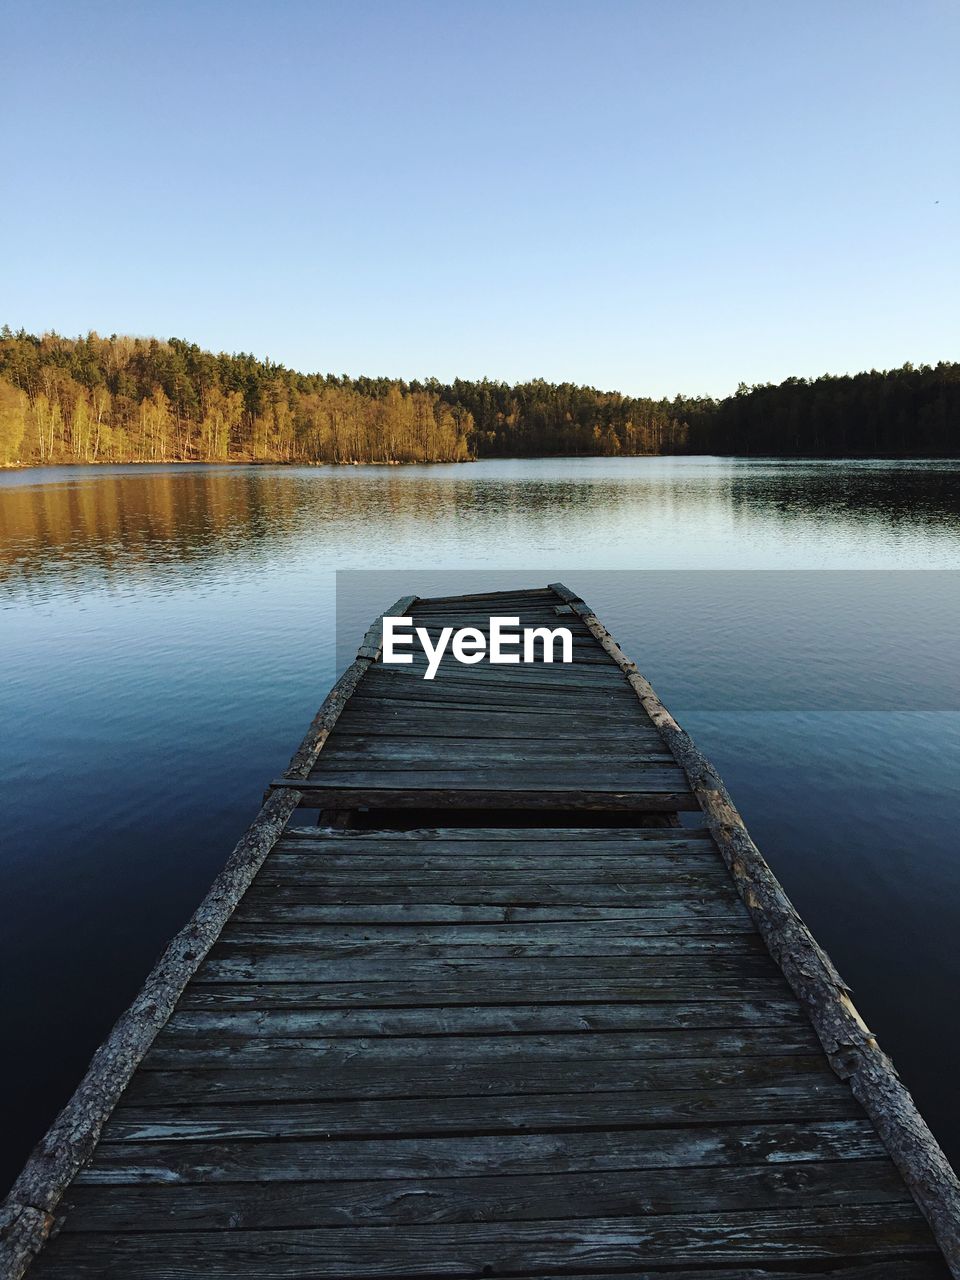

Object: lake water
[2,457,959,1191]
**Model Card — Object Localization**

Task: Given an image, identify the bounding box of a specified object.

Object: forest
[689,364,960,457]
[0,327,956,466]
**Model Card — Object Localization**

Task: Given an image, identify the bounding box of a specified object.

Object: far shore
[4,453,959,472]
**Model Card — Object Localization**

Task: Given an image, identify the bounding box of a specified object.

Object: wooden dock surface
[281,587,696,813]
[2,585,958,1279]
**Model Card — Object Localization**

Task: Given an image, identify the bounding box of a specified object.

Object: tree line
[0,332,472,467]
[0,327,956,466]
[688,364,960,457]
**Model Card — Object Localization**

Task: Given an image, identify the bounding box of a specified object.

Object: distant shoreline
[3,332,957,468]
[4,453,960,472]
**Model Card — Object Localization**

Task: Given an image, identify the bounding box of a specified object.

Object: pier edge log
[549,581,960,1277]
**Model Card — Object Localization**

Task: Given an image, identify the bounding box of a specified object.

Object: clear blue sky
[3,1,957,398]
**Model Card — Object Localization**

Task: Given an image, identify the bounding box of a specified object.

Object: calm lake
[1,456,959,1191]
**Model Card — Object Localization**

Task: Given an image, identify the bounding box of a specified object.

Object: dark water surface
[1,457,959,1191]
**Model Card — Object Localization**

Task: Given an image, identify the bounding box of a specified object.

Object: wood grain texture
[101,1080,859,1143]
[120,1052,837,1106]
[74,1119,887,1183]
[29,1206,948,1278]
[56,1159,909,1232]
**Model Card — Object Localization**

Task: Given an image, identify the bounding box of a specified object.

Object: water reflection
[2,458,960,601]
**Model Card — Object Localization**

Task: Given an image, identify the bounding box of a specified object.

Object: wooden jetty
[2,584,959,1279]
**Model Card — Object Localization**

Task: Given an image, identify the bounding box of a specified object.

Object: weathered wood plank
[316,743,676,766]
[265,835,723,856]
[163,997,806,1039]
[237,886,739,911]
[368,650,624,670]
[232,899,747,924]
[353,678,634,705]
[301,767,691,791]
[414,588,558,605]
[330,708,651,737]
[102,1078,859,1143]
[197,950,786,981]
[283,785,699,810]
[206,934,766,962]
[234,885,755,909]
[33,1245,950,1280]
[279,825,715,842]
[256,851,731,879]
[31,1204,945,1278]
[276,825,715,847]
[387,610,591,628]
[363,666,630,690]
[232,901,752,929]
[142,1026,822,1069]
[76,1119,884,1184]
[178,973,796,1008]
[119,1053,852,1106]
[213,926,760,954]
[386,658,632,678]
[380,650,622,672]
[331,704,646,731]
[347,687,637,713]
[318,729,672,751]
[56,1158,911,1233]
[252,860,732,890]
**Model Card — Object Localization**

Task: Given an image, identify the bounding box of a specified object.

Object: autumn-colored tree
[0,380,28,464]
[0,328,956,464]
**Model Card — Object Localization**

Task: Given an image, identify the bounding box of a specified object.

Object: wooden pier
[2,584,958,1278]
